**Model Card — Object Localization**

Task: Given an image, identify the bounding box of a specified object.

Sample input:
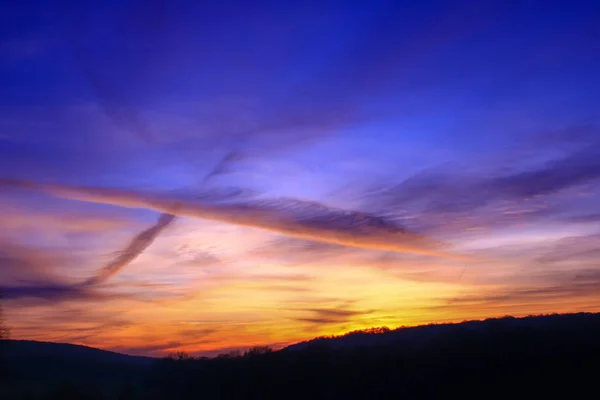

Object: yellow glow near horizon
[4,217,600,357]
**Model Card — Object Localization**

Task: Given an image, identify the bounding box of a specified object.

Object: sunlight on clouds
[3,204,600,356]
[457,224,599,251]
[1,0,599,358]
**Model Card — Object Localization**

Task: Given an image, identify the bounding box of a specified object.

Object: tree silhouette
[0,291,8,340]
[0,298,10,340]
[0,291,8,387]
[244,346,273,357]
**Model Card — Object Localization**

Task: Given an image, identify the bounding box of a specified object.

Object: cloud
[4,302,134,346]
[0,207,132,233]
[0,242,76,284]
[175,251,222,268]
[0,212,176,302]
[248,274,314,283]
[0,283,127,303]
[250,236,350,264]
[81,213,176,286]
[26,1,491,173]
[75,142,254,284]
[362,131,600,233]
[481,145,600,200]
[61,1,179,145]
[249,236,472,285]
[566,213,600,224]
[451,274,600,305]
[254,284,313,294]
[109,327,223,356]
[293,307,374,326]
[0,244,134,303]
[201,150,248,184]
[60,4,358,152]
[109,341,183,356]
[431,268,600,316]
[0,178,466,259]
[535,233,600,264]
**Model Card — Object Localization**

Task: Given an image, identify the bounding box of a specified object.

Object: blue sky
[1,0,600,356]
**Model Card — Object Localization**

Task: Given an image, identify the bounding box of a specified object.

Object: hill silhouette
[285,312,599,351]
[2,312,600,399]
[1,341,153,399]
[4,340,152,365]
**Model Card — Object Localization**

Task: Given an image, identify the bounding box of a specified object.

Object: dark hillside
[1,340,154,399]
[2,313,600,399]
[146,313,600,399]
[285,312,600,351]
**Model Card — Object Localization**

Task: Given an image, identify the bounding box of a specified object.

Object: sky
[1,0,599,357]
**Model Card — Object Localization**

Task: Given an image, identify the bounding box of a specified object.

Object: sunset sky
[1,0,599,357]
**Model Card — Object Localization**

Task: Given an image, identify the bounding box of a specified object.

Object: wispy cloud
[0,178,465,258]
[566,213,600,223]
[0,206,132,233]
[82,213,176,286]
[359,130,600,236]
[535,233,600,264]
[293,307,374,326]
[5,303,134,346]
[0,242,131,303]
[0,283,131,303]
[0,212,176,302]
[0,241,81,285]
[430,268,600,318]
[249,236,472,285]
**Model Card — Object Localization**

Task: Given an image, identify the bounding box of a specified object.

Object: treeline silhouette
[2,313,600,399]
[0,296,10,387]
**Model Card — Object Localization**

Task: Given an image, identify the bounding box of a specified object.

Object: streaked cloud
[82,213,176,286]
[0,207,132,233]
[293,307,375,326]
[0,178,463,258]
[432,268,600,317]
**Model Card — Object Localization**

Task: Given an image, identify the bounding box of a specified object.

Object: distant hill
[5,313,600,363]
[3,313,600,398]
[284,312,600,352]
[1,340,154,388]
[3,340,153,365]
[144,312,600,399]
